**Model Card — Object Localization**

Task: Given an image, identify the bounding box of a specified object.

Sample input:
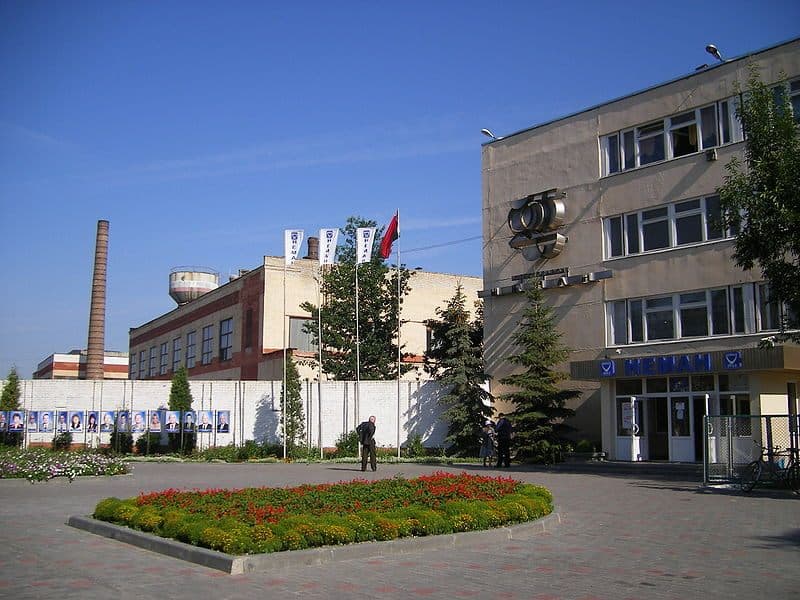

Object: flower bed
[0,448,130,482]
[93,472,553,555]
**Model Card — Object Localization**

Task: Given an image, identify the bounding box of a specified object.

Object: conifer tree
[424,285,492,455]
[718,66,800,343]
[301,216,413,380]
[168,366,193,411]
[500,283,578,456]
[281,352,306,455]
[0,367,21,410]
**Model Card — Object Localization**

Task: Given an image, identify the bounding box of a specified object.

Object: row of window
[607,283,793,346]
[604,194,737,259]
[130,318,234,379]
[600,79,800,177]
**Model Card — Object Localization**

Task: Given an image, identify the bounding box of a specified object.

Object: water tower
[169,267,219,305]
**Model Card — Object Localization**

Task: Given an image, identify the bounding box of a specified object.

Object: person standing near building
[495,413,513,468]
[357,415,377,472]
[479,420,496,467]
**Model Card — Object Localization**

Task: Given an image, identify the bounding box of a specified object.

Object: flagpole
[355,263,361,429]
[396,210,401,459]
[317,263,323,459]
[282,261,287,461]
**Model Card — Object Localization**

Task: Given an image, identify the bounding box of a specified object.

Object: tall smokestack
[86,220,109,380]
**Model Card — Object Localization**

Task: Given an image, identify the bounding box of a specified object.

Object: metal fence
[703,414,800,484]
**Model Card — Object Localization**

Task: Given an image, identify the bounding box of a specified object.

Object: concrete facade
[481,39,800,460]
[129,248,481,384]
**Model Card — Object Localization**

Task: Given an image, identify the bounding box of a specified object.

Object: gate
[703,414,800,484]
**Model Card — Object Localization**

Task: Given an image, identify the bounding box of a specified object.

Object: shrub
[404,434,426,458]
[135,433,165,456]
[109,430,134,455]
[132,506,163,532]
[52,432,72,451]
[334,430,359,458]
[94,497,124,521]
[574,439,595,453]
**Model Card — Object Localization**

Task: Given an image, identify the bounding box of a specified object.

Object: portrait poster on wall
[216,410,230,433]
[39,411,54,433]
[165,411,181,432]
[27,411,39,432]
[86,412,99,433]
[0,411,7,431]
[56,411,69,432]
[117,411,130,432]
[100,411,116,432]
[8,411,24,431]
[131,411,146,433]
[183,411,196,432]
[69,411,84,432]
[148,410,162,432]
[197,410,213,432]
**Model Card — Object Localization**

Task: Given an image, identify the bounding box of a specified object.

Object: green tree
[0,367,21,410]
[301,216,413,380]
[281,352,306,456]
[168,366,193,411]
[500,283,579,457]
[718,65,800,343]
[424,284,492,456]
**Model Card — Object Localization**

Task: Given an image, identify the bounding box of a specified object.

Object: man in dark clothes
[357,415,377,472]
[495,413,513,468]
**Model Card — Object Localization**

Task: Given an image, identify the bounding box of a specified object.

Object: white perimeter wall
[11,379,450,450]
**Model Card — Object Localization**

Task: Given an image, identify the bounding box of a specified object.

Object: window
[172,337,181,372]
[600,98,744,176]
[159,342,169,375]
[219,318,233,361]
[148,346,157,377]
[289,317,317,352]
[604,195,732,259]
[669,111,698,158]
[201,325,214,365]
[608,283,774,345]
[245,309,253,349]
[186,331,196,369]
[139,351,146,379]
[641,207,669,251]
[790,79,800,123]
[129,354,136,379]
[637,121,665,165]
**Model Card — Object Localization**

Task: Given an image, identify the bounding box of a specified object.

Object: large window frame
[159,342,169,375]
[201,325,214,365]
[219,318,233,361]
[604,194,733,259]
[601,97,743,176]
[148,346,158,377]
[186,331,196,369]
[607,283,763,346]
[172,337,182,372]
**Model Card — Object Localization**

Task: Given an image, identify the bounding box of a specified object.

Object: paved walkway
[1,461,798,599]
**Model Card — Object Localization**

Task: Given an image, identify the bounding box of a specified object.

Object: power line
[403,235,482,254]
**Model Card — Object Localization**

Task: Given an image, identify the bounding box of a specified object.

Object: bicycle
[739,444,800,494]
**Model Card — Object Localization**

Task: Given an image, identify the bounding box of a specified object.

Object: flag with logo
[356,227,377,264]
[284,229,304,265]
[380,212,399,259]
[319,228,339,265]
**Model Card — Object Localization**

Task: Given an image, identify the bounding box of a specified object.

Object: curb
[68,510,561,575]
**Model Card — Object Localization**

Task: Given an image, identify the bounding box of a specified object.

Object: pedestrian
[356,415,377,472]
[479,420,496,467]
[495,413,513,468]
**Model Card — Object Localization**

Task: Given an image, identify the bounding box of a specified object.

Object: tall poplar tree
[424,285,492,456]
[281,352,306,455]
[718,66,800,343]
[301,216,413,380]
[0,367,21,410]
[500,283,579,456]
[168,366,193,411]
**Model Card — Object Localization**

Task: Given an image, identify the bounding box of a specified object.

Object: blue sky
[1,1,798,378]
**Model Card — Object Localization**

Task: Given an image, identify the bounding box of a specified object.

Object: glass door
[669,396,694,461]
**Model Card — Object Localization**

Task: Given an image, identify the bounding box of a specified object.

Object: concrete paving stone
[0,461,798,599]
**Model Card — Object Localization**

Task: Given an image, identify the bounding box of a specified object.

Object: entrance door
[692,395,706,462]
[669,396,694,462]
[647,397,669,460]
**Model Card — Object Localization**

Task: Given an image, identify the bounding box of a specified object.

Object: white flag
[356,227,376,264]
[284,229,304,265]
[319,228,339,265]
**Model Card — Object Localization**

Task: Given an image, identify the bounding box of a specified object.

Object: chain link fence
[703,414,800,484]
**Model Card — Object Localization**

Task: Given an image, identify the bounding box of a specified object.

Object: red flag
[380,212,399,259]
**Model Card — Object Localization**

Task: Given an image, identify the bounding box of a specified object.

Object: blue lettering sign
[624,359,641,377]
[723,351,743,370]
[657,356,675,374]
